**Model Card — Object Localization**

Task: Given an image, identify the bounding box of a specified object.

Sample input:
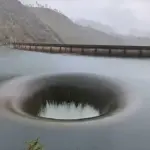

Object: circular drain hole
[19,74,125,121]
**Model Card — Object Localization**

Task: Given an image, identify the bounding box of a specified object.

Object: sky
[20,0,150,34]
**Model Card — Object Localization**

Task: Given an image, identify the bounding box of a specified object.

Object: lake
[0,46,150,150]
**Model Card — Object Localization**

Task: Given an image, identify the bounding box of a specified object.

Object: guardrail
[11,42,150,58]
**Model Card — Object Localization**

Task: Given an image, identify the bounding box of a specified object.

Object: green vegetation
[26,138,44,150]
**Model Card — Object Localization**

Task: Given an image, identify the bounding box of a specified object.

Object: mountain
[129,28,150,37]
[29,7,124,45]
[75,19,150,46]
[30,6,150,46]
[76,19,115,35]
[0,0,63,44]
[1,0,150,46]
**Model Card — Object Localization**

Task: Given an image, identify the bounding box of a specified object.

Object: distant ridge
[29,6,124,45]
[1,0,150,46]
[29,6,150,46]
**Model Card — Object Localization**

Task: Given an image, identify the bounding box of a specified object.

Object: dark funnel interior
[20,74,125,121]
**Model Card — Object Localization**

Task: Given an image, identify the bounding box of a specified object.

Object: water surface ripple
[0,47,149,150]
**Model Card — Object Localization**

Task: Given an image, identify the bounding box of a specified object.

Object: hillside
[1,0,150,46]
[76,19,115,35]
[0,0,63,44]
[129,28,150,37]
[29,7,124,45]
[75,19,150,46]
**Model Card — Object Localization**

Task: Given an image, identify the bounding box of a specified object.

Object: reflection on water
[40,103,99,119]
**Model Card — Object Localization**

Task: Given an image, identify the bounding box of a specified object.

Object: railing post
[139,49,142,57]
[59,46,62,53]
[70,46,72,53]
[64,47,66,53]
[81,47,84,54]
[50,46,52,53]
[95,48,97,56]
[109,49,111,55]
[29,45,31,51]
[123,48,126,56]
[42,46,44,52]
[35,46,37,51]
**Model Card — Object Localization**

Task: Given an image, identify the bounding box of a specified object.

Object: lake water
[0,46,150,150]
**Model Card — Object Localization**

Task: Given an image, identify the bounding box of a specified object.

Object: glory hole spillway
[0,46,150,150]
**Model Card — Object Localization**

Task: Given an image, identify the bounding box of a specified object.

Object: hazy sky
[20,0,150,34]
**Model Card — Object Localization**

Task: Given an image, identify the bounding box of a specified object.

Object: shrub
[26,138,44,150]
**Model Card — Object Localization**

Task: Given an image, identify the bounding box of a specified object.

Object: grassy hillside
[76,19,150,46]
[0,0,63,44]
[29,7,124,45]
